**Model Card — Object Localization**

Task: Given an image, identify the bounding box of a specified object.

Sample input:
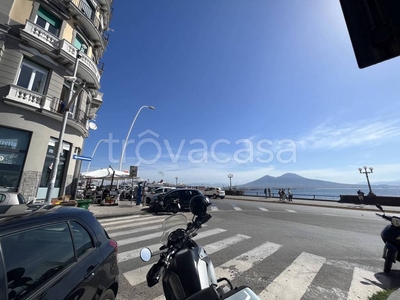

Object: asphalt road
[99,198,400,300]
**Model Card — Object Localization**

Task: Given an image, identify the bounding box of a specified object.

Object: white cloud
[297,119,400,150]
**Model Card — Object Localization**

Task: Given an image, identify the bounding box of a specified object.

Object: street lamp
[228,173,233,190]
[175,176,178,187]
[358,166,376,196]
[86,139,108,172]
[119,105,155,172]
[45,46,87,204]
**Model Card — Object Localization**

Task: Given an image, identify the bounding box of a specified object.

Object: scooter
[151,197,180,214]
[375,204,400,273]
[140,212,260,300]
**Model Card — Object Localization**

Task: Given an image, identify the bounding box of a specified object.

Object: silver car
[0,192,27,205]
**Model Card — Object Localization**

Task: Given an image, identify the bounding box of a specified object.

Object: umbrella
[81,167,132,179]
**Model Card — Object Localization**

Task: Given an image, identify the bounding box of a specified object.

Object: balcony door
[35,6,61,36]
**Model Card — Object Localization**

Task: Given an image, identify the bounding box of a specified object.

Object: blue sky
[82,0,400,186]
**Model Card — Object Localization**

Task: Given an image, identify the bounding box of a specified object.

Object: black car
[0,205,119,300]
[151,188,204,211]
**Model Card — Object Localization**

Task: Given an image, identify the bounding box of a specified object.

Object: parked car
[150,188,204,211]
[145,187,176,205]
[203,187,225,199]
[0,192,27,205]
[0,205,119,300]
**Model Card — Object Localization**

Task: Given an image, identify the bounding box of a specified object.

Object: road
[99,198,400,300]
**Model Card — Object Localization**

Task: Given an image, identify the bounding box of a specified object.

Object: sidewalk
[88,202,147,219]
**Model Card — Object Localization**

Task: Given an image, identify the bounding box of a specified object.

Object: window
[35,6,61,36]
[0,194,5,203]
[2,222,75,299]
[16,59,48,94]
[70,221,94,258]
[80,0,94,20]
[0,127,31,192]
[73,35,88,54]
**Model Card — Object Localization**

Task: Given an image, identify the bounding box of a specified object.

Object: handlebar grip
[147,262,165,287]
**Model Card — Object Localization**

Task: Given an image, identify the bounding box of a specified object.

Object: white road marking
[99,215,144,223]
[258,252,325,300]
[101,215,162,227]
[347,267,388,300]
[118,228,227,263]
[233,206,242,211]
[211,206,219,211]
[109,224,162,238]
[124,234,250,287]
[116,232,162,246]
[215,242,281,280]
[285,210,296,213]
[105,218,165,231]
[258,207,269,211]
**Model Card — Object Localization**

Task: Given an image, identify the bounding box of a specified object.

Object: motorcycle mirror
[376,204,384,212]
[140,247,152,262]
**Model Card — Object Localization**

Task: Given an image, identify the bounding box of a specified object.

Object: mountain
[240,173,364,189]
[372,180,400,187]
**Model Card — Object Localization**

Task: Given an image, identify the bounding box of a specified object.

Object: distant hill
[373,180,400,187]
[240,173,365,189]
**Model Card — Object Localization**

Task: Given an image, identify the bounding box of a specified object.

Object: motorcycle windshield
[160,214,187,246]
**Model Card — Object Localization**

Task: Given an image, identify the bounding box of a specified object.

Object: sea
[242,187,400,201]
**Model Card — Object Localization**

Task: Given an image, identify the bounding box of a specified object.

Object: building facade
[0,0,113,199]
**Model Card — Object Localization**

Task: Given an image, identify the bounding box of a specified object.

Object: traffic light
[339,0,400,68]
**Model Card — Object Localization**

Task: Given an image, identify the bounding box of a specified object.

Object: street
[99,199,400,300]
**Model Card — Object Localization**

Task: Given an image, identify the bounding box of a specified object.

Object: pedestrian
[268,188,271,198]
[357,190,364,204]
[282,189,287,201]
[288,188,293,202]
[264,188,267,198]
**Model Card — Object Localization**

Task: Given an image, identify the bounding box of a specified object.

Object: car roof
[0,205,99,236]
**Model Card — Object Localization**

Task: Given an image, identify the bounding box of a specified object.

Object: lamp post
[118,105,155,187]
[228,173,233,190]
[86,139,108,172]
[175,176,178,187]
[45,46,87,204]
[358,166,375,196]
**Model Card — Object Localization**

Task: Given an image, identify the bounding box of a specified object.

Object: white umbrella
[81,167,132,179]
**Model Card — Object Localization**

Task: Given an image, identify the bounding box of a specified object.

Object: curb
[90,207,149,219]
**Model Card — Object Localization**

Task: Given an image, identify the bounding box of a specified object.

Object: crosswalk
[210,204,296,212]
[99,214,388,300]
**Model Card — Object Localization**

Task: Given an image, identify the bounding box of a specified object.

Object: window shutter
[38,6,61,28]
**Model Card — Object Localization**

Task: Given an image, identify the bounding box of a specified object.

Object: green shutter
[73,36,86,51]
[38,7,61,28]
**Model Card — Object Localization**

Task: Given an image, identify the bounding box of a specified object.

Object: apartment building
[0,0,113,199]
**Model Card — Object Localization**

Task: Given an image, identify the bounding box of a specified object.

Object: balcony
[63,0,105,49]
[59,39,101,88]
[3,85,89,136]
[20,20,101,89]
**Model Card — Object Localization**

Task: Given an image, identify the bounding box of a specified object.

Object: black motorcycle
[375,204,400,272]
[140,195,260,300]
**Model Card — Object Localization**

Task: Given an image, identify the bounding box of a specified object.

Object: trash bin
[77,199,92,210]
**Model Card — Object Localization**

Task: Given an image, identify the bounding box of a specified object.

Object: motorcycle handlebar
[376,213,392,221]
